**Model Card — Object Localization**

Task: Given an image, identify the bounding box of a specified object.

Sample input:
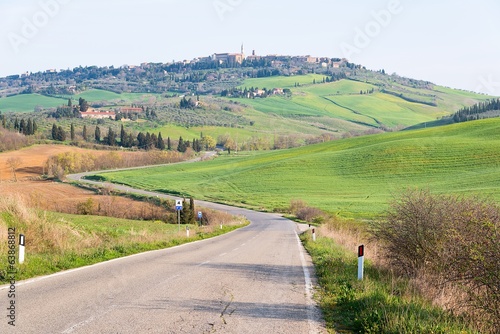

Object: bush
[371,189,500,333]
[296,206,325,222]
[76,198,96,215]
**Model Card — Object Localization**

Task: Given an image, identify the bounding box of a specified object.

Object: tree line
[50,123,216,154]
[452,98,500,123]
[51,98,90,119]
[1,115,38,135]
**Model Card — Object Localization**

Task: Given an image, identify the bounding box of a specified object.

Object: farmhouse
[80,109,116,120]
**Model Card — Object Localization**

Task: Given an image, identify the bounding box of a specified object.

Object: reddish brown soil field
[0,145,161,218]
[0,144,104,181]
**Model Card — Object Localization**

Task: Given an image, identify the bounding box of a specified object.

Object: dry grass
[0,195,100,255]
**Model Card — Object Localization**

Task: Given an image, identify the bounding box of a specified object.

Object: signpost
[197,211,202,226]
[175,199,183,232]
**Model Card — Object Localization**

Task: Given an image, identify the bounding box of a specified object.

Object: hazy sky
[0,0,499,95]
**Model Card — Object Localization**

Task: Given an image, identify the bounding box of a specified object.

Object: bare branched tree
[6,157,22,182]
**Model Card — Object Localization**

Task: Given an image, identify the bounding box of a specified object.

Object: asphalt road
[1,169,326,333]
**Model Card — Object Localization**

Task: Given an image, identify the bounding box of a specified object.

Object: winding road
[1,164,326,333]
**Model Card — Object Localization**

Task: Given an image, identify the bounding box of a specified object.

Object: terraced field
[94,118,500,218]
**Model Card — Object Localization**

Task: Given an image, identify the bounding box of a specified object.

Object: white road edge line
[295,231,324,334]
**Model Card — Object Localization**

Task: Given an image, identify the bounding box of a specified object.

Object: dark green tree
[52,123,58,140]
[19,119,25,134]
[82,125,88,141]
[95,126,101,142]
[106,127,117,146]
[177,136,186,152]
[27,118,33,135]
[137,132,146,149]
[180,199,188,224]
[157,132,165,150]
[79,97,89,112]
[188,197,196,224]
[120,124,126,145]
[57,126,66,141]
[70,123,75,141]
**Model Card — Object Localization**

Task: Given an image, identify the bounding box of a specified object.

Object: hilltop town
[0,46,357,99]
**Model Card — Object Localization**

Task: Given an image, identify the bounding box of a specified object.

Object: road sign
[175,199,183,211]
[198,211,202,219]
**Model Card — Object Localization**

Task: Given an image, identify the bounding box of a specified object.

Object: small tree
[6,157,22,182]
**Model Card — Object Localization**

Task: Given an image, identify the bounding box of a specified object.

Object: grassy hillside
[232,78,491,131]
[0,90,164,113]
[0,94,66,113]
[94,118,500,219]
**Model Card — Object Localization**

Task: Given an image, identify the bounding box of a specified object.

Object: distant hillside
[94,118,500,218]
[0,57,494,147]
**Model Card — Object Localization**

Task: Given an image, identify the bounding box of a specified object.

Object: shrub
[296,206,325,223]
[372,189,500,333]
[76,198,96,215]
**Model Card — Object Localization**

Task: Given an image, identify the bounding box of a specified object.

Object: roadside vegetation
[295,191,498,334]
[0,195,248,284]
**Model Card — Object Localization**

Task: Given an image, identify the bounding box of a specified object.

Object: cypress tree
[177,136,185,152]
[57,126,66,141]
[189,197,196,224]
[120,124,126,145]
[95,126,101,142]
[82,125,88,141]
[52,123,58,140]
[70,123,75,141]
[27,118,33,135]
[19,119,26,134]
[157,132,165,150]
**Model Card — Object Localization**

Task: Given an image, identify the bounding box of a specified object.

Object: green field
[0,90,165,113]
[73,90,163,105]
[231,78,490,131]
[93,118,500,218]
[0,94,66,112]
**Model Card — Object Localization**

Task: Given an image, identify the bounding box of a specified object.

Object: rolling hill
[93,118,500,219]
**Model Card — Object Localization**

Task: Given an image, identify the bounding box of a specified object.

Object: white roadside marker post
[19,234,25,264]
[312,228,316,242]
[186,226,190,238]
[358,245,365,281]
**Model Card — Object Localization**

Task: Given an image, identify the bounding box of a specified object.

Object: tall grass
[301,225,478,333]
[0,195,248,283]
